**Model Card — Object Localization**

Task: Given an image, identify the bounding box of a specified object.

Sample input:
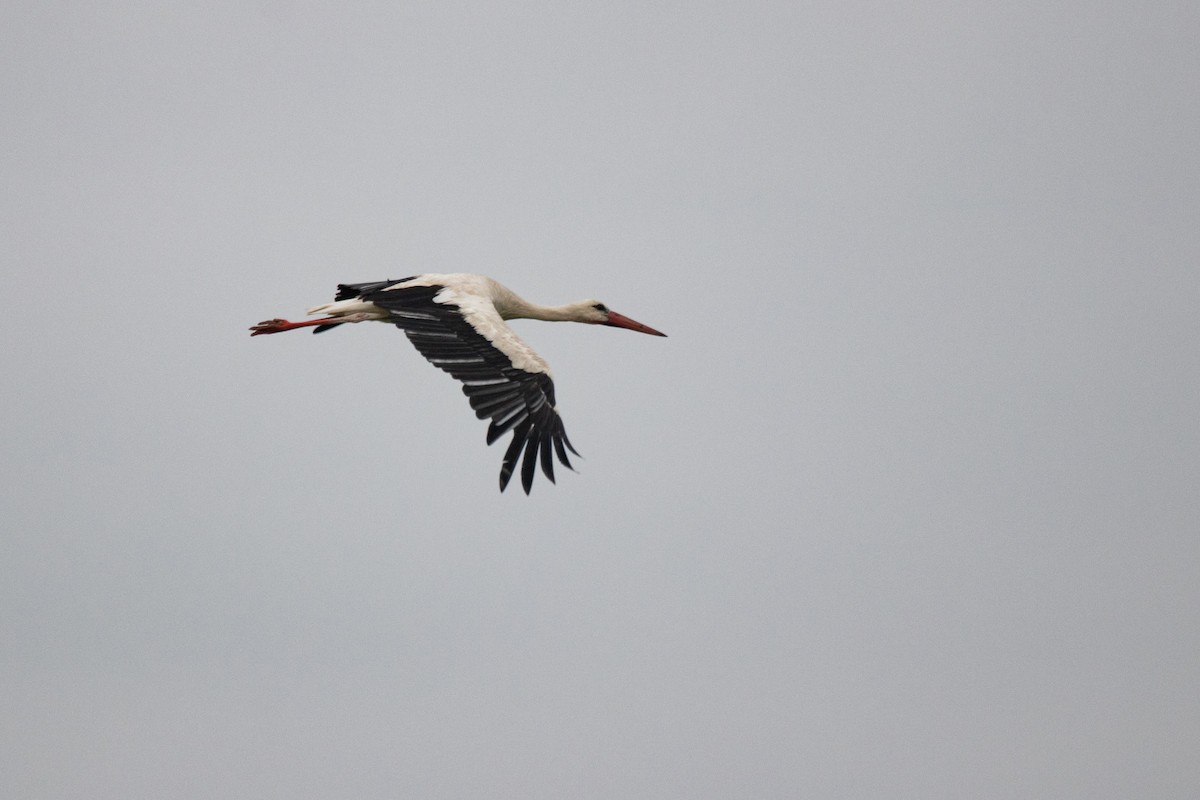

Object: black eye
[593,303,608,312]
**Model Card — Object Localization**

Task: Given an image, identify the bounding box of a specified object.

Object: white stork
[250,273,666,493]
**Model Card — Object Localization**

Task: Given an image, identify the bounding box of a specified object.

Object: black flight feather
[341,280,578,493]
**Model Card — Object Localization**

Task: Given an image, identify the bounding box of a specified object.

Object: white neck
[492,285,590,323]
[516,302,590,322]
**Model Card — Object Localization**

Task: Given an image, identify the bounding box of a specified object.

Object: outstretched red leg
[249,317,338,336]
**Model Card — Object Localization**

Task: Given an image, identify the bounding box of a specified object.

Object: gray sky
[3,2,1198,797]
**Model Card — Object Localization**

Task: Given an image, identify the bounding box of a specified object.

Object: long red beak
[603,311,667,337]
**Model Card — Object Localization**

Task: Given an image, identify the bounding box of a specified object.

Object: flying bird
[250,273,666,493]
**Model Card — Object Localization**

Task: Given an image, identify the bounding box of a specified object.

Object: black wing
[358,281,579,494]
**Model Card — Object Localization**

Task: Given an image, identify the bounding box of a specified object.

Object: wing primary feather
[561,426,581,457]
[539,421,556,483]
[553,437,573,471]
[499,420,532,493]
[520,431,541,494]
[551,417,576,472]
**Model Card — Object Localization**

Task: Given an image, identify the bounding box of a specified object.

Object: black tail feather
[334,278,417,301]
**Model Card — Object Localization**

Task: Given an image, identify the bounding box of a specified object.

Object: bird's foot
[249,318,295,336]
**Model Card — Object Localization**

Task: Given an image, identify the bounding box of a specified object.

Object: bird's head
[574,301,667,336]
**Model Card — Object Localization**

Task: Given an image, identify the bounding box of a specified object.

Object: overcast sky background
[3,2,1198,797]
